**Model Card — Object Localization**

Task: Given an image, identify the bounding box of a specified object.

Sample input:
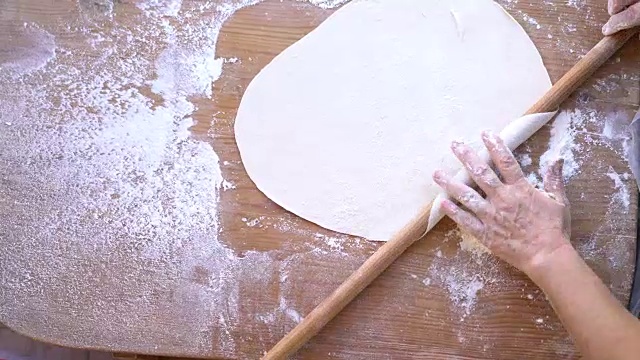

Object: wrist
[523,240,579,284]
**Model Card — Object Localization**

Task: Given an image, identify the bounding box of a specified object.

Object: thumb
[543,159,569,205]
[602,2,640,35]
[608,0,638,16]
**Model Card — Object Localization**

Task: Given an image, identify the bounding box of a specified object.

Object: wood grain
[0,0,638,359]
[263,202,436,359]
[264,26,640,360]
[527,27,640,114]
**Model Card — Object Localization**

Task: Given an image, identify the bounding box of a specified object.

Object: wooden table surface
[0,0,638,359]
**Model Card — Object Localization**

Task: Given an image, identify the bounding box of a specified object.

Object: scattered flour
[447,274,485,318]
[428,263,485,321]
[0,23,56,75]
[279,295,304,324]
[606,168,631,212]
[593,74,623,94]
[137,0,183,17]
[518,153,533,167]
[305,0,350,9]
[567,0,586,9]
[539,109,587,181]
[564,23,577,33]
[557,108,636,298]
[0,0,357,358]
[519,12,542,30]
[0,0,636,357]
[539,107,631,182]
[577,171,634,295]
[427,238,509,320]
[526,172,543,188]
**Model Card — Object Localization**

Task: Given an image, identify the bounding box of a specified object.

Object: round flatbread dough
[234,0,551,241]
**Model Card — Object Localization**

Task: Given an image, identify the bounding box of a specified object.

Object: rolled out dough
[235,0,552,241]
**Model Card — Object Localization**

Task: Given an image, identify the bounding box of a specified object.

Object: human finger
[608,0,639,15]
[451,140,503,196]
[543,159,569,205]
[481,131,525,185]
[543,159,572,235]
[603,2,640,35]
[441,199,485,239]
[433,170,490,215]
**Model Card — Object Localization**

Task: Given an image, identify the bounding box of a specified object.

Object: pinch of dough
[235,0,553,241]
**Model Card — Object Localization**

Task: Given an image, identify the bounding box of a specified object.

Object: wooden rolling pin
[263,28,640,360]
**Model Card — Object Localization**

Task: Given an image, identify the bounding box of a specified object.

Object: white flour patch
[305,0,350,9]
[314,233,347,253]
[526,172,543,188]
[243,217,264,227]
[564,109,636,296]
[518,153,533,167]
[280,296,304,324]
[540,107,632,193]
[540,109,588,181]
[567,0,586,9]
[427,237,513,321]
[497,0,519,11]
[0,0,265,353]
[564,23,577,33]
[0,23,56,76]
[606,168,631,212]
[518,12,542,30]
[222,179,237,190]
[599,109,633,161]
[578,174,634,284]
[593,74,623,94]
[137,0,183,17]
[0,0,359,357]
[447,273,485,318]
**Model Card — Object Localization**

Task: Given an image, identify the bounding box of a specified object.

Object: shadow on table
[0,325,112,360]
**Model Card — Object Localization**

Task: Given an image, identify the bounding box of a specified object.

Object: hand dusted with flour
[603,0,640,35]
[434,133,572,274]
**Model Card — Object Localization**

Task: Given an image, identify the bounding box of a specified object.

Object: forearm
[529,243,640,360]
